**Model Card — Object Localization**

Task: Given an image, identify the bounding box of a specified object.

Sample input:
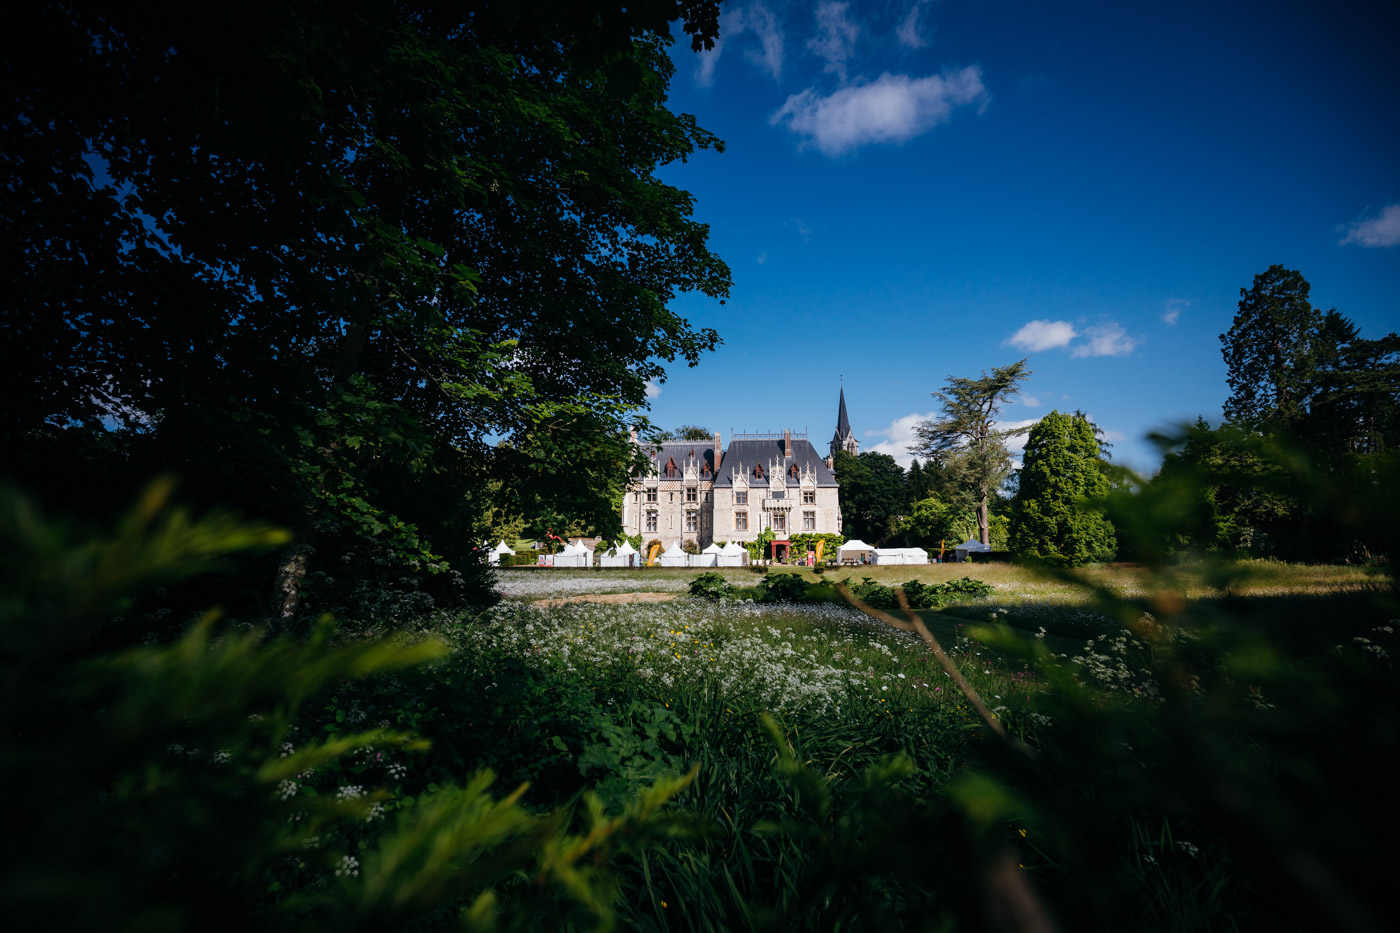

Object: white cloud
[997,418,1038,459]
[771,67,988,156]
[756,251,768,264]
[807,1,860,80]
[865,412,1036,469]
[1162,298,1188,326]
[865,411,934,468]
[1006,319,1077,352]
[1020,394,1041,407]
[1340,203,1400,248]
[787,217,813,241]
[896,0,932,49]
[746,3,784,81]
[694,4,784,86]
[644,378,662,400]
[1071,322,1139,358]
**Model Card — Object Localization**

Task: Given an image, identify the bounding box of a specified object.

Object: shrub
[687,572,734,600]
[759,572,811,603]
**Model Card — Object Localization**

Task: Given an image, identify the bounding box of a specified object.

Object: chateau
[620,390,858,549]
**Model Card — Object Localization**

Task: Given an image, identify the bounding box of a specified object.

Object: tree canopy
[1221,265,1328,430]
[832,450,908,542]
[1,0,730,608]
[1009,411,1116,566]
[911,360,1031,545]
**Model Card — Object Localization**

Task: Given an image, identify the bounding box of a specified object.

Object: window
[754,464,764,479]
[686,487,697,502]
[735,491,748,505]
[664,458,678,478]
[646,488,657,503]
[701,463,711,477]
[802,490,815,504]
[803,510,815,530]
[645,512,657,532]
[789,464,799,479]
[685,512,698,532]
[735,512,748,531]
[773,513,786,532]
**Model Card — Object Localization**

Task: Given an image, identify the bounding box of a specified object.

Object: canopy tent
[691,542,723,567]
[717,541,749,566]
[954,538,991,562]
[490,540,515,565]
[599,540,638,568]
[872,547,928,565]
[553,540,592,568]
[837,539,874,563]
[657,542,688,567]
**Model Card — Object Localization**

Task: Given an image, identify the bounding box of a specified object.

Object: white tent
[868,549,924,563]
[490,540,515,565]
[717,541,749,567]
[692,542,723,567]
[954,538,991,562]
[553,540,592,568]
[657,541,688,567]
[599,540,639,568]
[837,539,874,563]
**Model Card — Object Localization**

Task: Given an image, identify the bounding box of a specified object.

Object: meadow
[13,495,1394,931]
[350,560,1396,930]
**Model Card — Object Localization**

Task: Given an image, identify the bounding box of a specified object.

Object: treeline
[1122,266,1399,563]
[849,266,1400,566]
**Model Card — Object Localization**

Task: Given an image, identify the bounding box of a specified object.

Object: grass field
[449,559,1398,929]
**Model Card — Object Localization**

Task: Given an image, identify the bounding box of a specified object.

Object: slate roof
[713,437,838,488]
[638,441,719,479]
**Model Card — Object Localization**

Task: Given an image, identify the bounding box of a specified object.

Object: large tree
[911,360,1032,545]
[832,450,908,542]
[1,1,730,609]
[1009,411,1116,566]
[1221,265,1327,431]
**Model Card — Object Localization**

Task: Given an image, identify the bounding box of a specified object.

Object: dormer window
[664,458,678,479]
[789,464,799,479]
[753,464,764,479]
[701,462,711,477]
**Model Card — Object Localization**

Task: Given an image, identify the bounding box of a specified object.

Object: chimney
[825,455,835,472]
[713,431,722,468]
[784,429,792,459]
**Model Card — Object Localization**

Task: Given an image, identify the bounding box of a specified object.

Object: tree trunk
[978,489,990,546]
[274,541,315,621]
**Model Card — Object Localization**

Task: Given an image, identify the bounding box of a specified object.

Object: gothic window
[645,512,658,533]
[735,490,748,505]
[789,464,799,479]
[803,490,815,504]
[773,513,786,532]
[685,512,698,532]
[753,464,764,479]
[735,512,748,531]
[664,458,678,478]
[646,488,657,502]
[686,487,697,502]
[803,511,815,530]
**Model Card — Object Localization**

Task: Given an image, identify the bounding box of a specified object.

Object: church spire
[830,386,858,457]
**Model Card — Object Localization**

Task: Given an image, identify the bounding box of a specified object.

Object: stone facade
[621,426,844,549]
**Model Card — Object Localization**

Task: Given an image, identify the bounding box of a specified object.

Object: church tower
[830,387,859,457]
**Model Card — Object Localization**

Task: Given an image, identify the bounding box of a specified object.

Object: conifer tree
[912,360,1031,545]
[1009,410,1116,565]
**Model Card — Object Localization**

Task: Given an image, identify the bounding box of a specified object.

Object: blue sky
[642,0,1399,474]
